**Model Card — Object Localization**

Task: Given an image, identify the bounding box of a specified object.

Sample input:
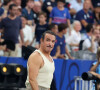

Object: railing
[74,76,94,90]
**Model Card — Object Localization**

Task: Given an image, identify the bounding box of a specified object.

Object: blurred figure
[89,47,100,90]
[0,0,14,20]
[33,12,48,49]
[16,6,22,16]
[93,2,100,25]
[0,4,24,57]
[42,0,56,22]
[49,0,71,34]
[70,0,83,13]
[49,23,58,35]
[66,21,81,52]
[48,23,60,59]
[21,16,33,46]
[13,0,22,6]
[75,0,94,33]
[82,24,100,53]
[22,0,34,26]
[51,23,74,59]
[32,1,42,23]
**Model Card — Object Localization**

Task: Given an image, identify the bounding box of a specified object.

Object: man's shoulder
[28,50,42,62]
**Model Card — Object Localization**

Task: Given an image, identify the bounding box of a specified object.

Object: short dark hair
[58,23,68,32]
[38,11,47,18]
[26,0,34,3]
[41,30,56,40]
[9,4,17,10]
[48,23,57,30]
[57,0,65,3]
[85,24,93,33]
[3,0,11,5]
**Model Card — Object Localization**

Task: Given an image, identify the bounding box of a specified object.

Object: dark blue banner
[0,57,96,90]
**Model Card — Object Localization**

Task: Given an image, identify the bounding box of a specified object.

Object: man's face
[83,1,91,10]
[15,0,21,6]
[94,29,100,40]
[41,33,56,53]
[9,6,18,16]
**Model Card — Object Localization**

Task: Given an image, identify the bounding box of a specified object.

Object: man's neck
[39,21,46,25]
[83,8,89,13]
[58,32,63,38]
[39,48,50,57]
[57,6,64,11]
[8,15,16,20]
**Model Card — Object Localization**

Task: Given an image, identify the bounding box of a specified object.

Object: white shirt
[22,25,33,43]
[70,0,83,12]
[82,36,98,53]
[66,30,81,51]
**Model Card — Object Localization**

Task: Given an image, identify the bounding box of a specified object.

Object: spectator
[32,1,42,24]
[75,0,94,33]
[22,0,34,25]
[66,20,81,52]
[42,0,56,22]
[70,0,83,13]
[48,23,60,59]
[16,6,22,17]
[0,0,14,20]
[48,23,58,35]
[13,0,22,6]
[51,23,74,59]
[89,47,100,90]
[33,12,48,48]
[82,24,99,53]
[49,0,71,34]
[21,16,33,46]
[93,2,100,25]
[0,4,24,57]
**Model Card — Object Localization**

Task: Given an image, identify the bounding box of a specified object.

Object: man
[25,31,56,90]
[89,47,100,90]
[22,0,34,25]
[21,15,33,46]
[42,0,56,22]
[75,0,94,33]
[51,23,74,59]
[49,0,71,34]
[0,4,24,57]
[82,24,100,53]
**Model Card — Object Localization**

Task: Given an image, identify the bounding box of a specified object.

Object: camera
[82,72,98,80]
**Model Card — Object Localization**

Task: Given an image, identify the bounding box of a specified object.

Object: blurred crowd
[0,0,100,60]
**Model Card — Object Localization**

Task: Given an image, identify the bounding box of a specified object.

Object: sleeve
[75,11,85,21]
[0,19,4,29]
[50,7,54,18]
[19,18,22,30]
[82,39,91,50]
[66,8,71,19]
[66,35,73,44]
[35,24,38,36]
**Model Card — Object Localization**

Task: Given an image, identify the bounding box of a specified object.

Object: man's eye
[46,39,50,41]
